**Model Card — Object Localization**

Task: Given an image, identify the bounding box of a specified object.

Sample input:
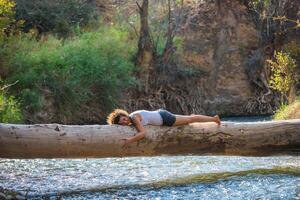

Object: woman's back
[129,110,163,126]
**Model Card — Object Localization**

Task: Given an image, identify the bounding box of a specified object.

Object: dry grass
[273,98,300,120]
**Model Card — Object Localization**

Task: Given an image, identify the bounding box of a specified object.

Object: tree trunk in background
[0,120,300,158]
[136,0,154,93]
[288,84,296,104]
[162,0,175,67]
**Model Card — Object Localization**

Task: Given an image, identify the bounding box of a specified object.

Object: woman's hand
[121,116,146,149]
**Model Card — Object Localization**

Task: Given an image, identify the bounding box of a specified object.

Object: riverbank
[274,98,300,120]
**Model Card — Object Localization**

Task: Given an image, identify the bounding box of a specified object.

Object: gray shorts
[158,109,176,126]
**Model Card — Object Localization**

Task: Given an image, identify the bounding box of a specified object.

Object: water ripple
[0,156,299,199]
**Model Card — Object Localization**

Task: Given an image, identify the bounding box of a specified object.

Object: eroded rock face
[178,0,260,115]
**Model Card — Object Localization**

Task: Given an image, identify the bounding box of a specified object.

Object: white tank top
[129,110,163,126]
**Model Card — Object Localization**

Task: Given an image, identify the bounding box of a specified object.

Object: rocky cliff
[120,0,299,116]
[178,0,260,115]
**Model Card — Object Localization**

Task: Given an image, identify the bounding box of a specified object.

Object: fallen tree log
[0,120,300,158]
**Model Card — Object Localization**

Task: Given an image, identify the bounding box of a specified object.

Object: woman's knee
[174,115,192,125]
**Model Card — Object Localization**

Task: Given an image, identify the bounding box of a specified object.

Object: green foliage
[155,35,168,56]
[0,0,24,39]
[0,84,23,123]
[5,26,136,120]
[0,0,15,41]
[273,103,289,120]
[273,96,300,120]
[19,89,42,111]
[173,36,184,54]
[0,0,15,29]
[15,0,98,37]
[154,35,184,57]
[268,51,297,96]
[283,41,300,58]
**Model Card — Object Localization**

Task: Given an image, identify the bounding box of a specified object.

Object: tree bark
[0,120,300,158]
[136,0,154,93]
[162,0,175,67]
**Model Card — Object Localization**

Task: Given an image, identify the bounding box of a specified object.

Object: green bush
[5,26,136,121]
[267,51,297,103]
[0,86,23,123]
[0,0,15,32]
[273,96,300,120]
[15,0,98,37]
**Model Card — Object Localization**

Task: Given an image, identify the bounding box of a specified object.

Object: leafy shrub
[283,41,300,58]
[5,26,136,122]
[15,0,98,37]
[0,84,23,123]
[267,51,297,102]
[0,0,15,42]
[273,97,300,120]
[0,0,24,40]
[0,0,15,32]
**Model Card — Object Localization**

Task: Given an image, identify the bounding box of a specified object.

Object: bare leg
[173,114,221,126]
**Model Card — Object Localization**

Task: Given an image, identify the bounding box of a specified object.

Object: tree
[1,120,300,158]
[0,81,23,123]
[268,51,297,103]
[0,0,15,39]
[136,0,154,93]
[15,0,98,37]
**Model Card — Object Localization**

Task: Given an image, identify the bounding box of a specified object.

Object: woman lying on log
[107,109,221,147]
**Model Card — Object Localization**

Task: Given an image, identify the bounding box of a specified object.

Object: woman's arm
[122,114,146,147]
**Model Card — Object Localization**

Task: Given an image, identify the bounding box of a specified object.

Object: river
[0,116,299,199]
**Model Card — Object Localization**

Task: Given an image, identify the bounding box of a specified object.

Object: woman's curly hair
[106,109,129,125]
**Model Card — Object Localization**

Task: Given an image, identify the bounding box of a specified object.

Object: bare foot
[214,115,221,125]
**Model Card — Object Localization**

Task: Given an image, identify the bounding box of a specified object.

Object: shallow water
[0,116,299,199]
[0,156,299,199]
